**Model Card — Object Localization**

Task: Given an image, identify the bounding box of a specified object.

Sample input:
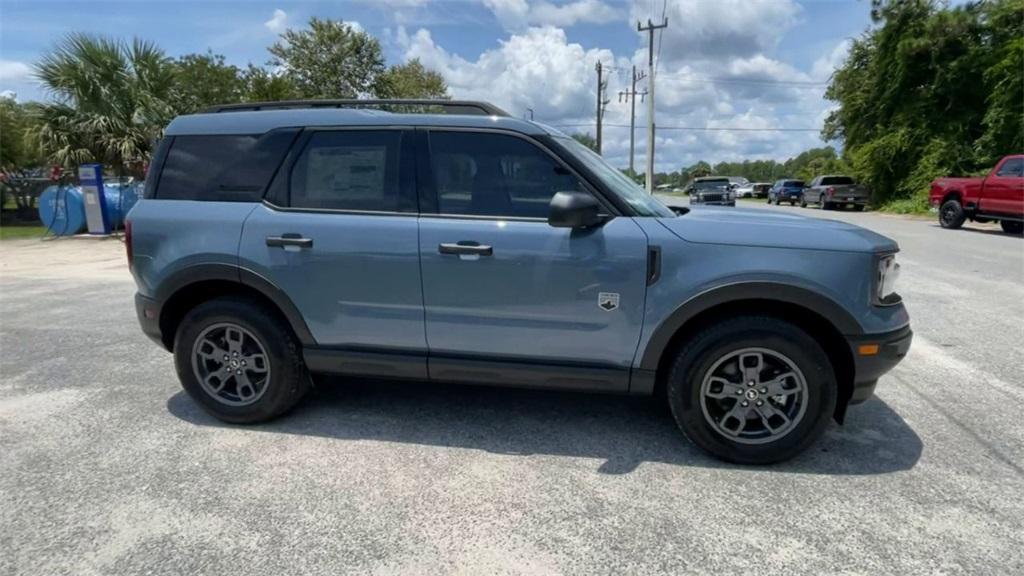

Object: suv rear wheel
[174,297,310,423]
[666,316,837,464]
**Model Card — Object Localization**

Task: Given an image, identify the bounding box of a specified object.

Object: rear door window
[155,130,297,201]
[289,130,413,212]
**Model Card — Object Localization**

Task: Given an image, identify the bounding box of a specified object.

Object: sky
[0,0,880,172]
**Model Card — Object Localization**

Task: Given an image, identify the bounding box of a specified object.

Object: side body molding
[637,281,863,373]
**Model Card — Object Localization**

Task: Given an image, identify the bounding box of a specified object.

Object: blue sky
[0,0,879,171]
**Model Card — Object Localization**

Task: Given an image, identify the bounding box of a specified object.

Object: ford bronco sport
[129,99,912,464]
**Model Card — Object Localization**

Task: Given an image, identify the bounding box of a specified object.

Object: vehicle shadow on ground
[927,223,1022,238]
[167,378,922,476]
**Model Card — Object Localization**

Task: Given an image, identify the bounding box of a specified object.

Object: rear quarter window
[154,129,297,201]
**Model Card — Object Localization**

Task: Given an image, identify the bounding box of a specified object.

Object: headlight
[875,254,901,305]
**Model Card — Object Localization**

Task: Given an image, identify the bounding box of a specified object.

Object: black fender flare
[154,263,316,346]
[637,281,862,372]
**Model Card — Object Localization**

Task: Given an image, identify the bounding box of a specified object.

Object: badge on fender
[598,292,620,311]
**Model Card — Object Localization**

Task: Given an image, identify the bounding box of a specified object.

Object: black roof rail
[202,99,511,117]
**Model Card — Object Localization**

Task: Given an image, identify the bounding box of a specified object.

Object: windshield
[695,180,730,190]
[554,136,675,217]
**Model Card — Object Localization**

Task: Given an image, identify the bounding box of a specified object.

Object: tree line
[824,0,1022,210]
[0,17,448,180]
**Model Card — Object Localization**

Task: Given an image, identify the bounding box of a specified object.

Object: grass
[0,224,47,240]
[875,195,931,215]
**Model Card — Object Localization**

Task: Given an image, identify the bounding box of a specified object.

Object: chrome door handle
[438,242,493,256]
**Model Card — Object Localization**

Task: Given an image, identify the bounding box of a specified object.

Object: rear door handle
[266,234,313,249]
[438,242,493,256]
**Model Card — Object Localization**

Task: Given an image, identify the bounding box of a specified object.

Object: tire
[174,297,311,424]
[800,197,807,208]
[789,201,795,206]
[939,199,966,229]
[665,316,837,464]
[1000,220,1024,234]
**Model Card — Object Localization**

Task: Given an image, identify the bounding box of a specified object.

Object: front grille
[700,194,726,202]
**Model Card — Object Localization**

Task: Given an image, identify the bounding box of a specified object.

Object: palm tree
[32,34,176,177]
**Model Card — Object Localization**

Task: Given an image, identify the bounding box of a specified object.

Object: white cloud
[0,60,32,81]
[0,90,17,100]
[812,39,852,81]
[264,9,288,33]
[632,0,802,63]
[401,25,613,119]
[485,0,620,30]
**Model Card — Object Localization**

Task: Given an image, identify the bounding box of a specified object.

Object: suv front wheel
[666,316,837,464]
[174,297,311,423]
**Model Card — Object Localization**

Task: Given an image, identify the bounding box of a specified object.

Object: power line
[656,73,829,87]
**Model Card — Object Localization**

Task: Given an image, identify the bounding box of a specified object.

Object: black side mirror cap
[548,191,605,228]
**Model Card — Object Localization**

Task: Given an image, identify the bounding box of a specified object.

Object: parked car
[128,99,911,464]
[685,177,736,206]
[803,175,870,211]
[929,155,1024,234]
[752,183,772,198]
[726,176,749,189]
[768,179,805,205]
[735,182,771,199]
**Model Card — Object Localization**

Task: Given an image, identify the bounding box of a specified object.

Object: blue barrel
[38,185,86,236]
[103,181,142,227]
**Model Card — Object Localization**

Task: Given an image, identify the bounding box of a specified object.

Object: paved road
[2,205,1022,575]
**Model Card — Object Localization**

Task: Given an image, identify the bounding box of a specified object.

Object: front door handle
[266,234,313,249]
[438,241,493,256]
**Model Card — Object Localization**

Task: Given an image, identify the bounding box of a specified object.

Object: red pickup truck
[930,155,1024,234]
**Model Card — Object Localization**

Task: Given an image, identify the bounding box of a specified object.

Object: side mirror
[548,191,604,228]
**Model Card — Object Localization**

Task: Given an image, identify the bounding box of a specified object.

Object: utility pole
[638,17,668,193]
[619,65,646,178]
[595,61,609,154]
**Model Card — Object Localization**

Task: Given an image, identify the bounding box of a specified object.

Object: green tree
[0,97,42,172]
[374,58,449,99]
[269,17,385,99]
[171,52,243,113]
[570,132,598,152]
[241,64,299,102]
[0,97,47,216]
[32,34,176,176]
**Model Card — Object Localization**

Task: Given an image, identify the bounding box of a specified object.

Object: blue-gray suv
[128,100,911,464]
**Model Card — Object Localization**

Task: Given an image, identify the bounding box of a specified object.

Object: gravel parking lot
[2,205,1022,575]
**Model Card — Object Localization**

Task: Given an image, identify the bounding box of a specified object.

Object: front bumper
[135,293,166,349]
[846,324,913,404]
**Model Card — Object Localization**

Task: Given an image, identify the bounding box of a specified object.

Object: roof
[165,108,552,137]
